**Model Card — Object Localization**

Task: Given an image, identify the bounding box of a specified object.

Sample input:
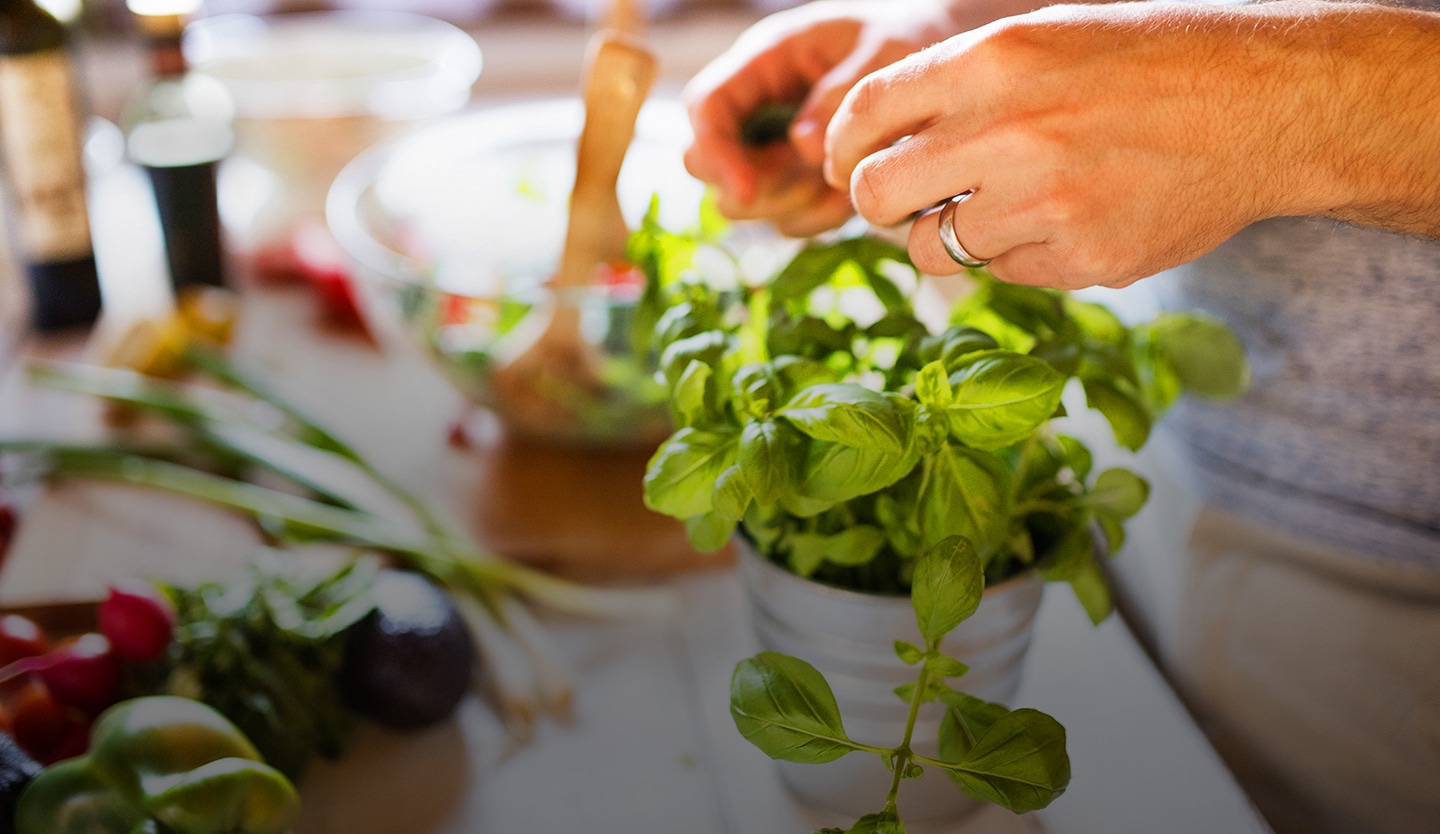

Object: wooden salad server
[488,32,658,441]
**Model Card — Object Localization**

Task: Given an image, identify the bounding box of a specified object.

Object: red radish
[0,615,48,669]
[0,634,120,714]
[42,719,93,764]
[99,580,175,663]
[10,680,82,760]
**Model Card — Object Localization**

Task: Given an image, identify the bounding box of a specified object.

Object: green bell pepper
[15,696,300,834]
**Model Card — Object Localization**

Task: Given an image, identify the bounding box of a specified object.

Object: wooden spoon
[488,33,658,442]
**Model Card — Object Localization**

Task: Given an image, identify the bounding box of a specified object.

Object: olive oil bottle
[0,0,102,331]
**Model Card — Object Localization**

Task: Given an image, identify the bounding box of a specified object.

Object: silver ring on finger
[937,191,990,269]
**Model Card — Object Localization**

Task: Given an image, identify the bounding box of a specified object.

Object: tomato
[34,634,120,714]
[0,494,16,562]
[0,615,48,669]
[10,680,84,762]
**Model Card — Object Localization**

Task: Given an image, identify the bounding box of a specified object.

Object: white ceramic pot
[736,536,1045,822]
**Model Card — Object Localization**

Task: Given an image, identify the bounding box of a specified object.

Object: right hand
[683,0,968,237]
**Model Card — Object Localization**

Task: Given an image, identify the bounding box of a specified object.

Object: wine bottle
[0,0,102,331]
[123,0,233,292]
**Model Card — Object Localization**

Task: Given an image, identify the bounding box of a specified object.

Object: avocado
[341,571,474,730]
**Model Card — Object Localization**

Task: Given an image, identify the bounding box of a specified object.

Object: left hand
[823,1,1345,289]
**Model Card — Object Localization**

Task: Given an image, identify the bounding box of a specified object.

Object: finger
[847,126,987,227]
[823,56,951,191]
[792,44,891,165]
[772,188,856,238]
[906,190,1033,276]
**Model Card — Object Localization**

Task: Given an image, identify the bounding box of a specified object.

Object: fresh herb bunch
[636,217,1249,617]
[732,537,1069,830]
[157,553,379,779]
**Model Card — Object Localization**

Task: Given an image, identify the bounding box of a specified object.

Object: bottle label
[0,50,92,262]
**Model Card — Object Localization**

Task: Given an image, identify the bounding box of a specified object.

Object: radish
[98,581,175,663]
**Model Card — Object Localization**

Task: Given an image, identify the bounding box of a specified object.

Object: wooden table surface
[0,110,1272,834]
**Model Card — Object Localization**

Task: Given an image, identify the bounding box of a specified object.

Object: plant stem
[885,658,933,809]
[1013,498,1072,518]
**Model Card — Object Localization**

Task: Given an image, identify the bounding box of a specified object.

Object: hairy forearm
[1278,2,1440,235]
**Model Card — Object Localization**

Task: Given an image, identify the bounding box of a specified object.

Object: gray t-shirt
[1152,217,1440,570]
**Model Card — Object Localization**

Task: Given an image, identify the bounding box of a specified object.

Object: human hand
[683,0,970,237]
[824,1,1361,289]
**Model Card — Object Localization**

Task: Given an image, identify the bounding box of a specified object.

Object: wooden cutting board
[0,284,729,605]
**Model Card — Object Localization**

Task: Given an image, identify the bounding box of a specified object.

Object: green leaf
[788,526,887,575]
[893,641,924,665]
[1081,378,1152,451]
[930,327,1001,371]
[918,443,1012,554]
[914,361,953,409]
[1148,313,1250,400]
[1065,298,1127,344]
[660,330,729,386]
[712,465,753,522]
[937,689,1011,759]
[924,651,970,678]
[779,384,910,454]
[830,809,906,834]
[943,354,1066,450]
[1096,513,1126,555]
[1070,560,1114,625]
[733,363,779,418]
[1083,469,1150,519]
[801,439,919,505]
[673,360,714,428]
[739,420,791,508]
[1037,522,1094,582]
[730,652,857,764]
[912,536,985,644]
[643,427,738,519]
[938,709,1071,813]
[685,512,736,553]
[1057,436,1093,482]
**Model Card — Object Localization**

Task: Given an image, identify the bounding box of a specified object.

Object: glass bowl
[186,11,483,252]
[326,98,709,447]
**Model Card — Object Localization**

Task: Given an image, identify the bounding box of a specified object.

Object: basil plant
[630,201,1249,828]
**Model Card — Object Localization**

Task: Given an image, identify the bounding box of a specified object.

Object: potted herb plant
[630,205,1249,830]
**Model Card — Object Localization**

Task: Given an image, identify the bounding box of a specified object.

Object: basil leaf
[733,363,779,418]
[642,427,738,518]
[874,491,921,559]
[729,652,856,764]
[1065,298,1126,344]
[788,533,829,577]
[660,330,730,386]
[918,444,1012,554]
[739,420,791,508]
[779,384,910,454]
[685,511,736,553]
[801,440,918,505]
[912,536,985,645]
[893,641,924,665]
[1057,435,1093,482]
[938,709,1071,813]
[840,809,907,834]
[771,356,839,398]
[924,651,970,678]
[943,354,1066,451]
[1083,468,1150,519]
[712,464,753,522]
[926,326,1000,371]
[1096,513,1126,555]
[937,689,1010,759]
[1070,560,1114,625]
[672,360,713,428]
[1037,523,1095,582]
[1148,313,1250,400]
[914,361,952,409]
[1081,378,1152,451]
[788,526,887,575]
